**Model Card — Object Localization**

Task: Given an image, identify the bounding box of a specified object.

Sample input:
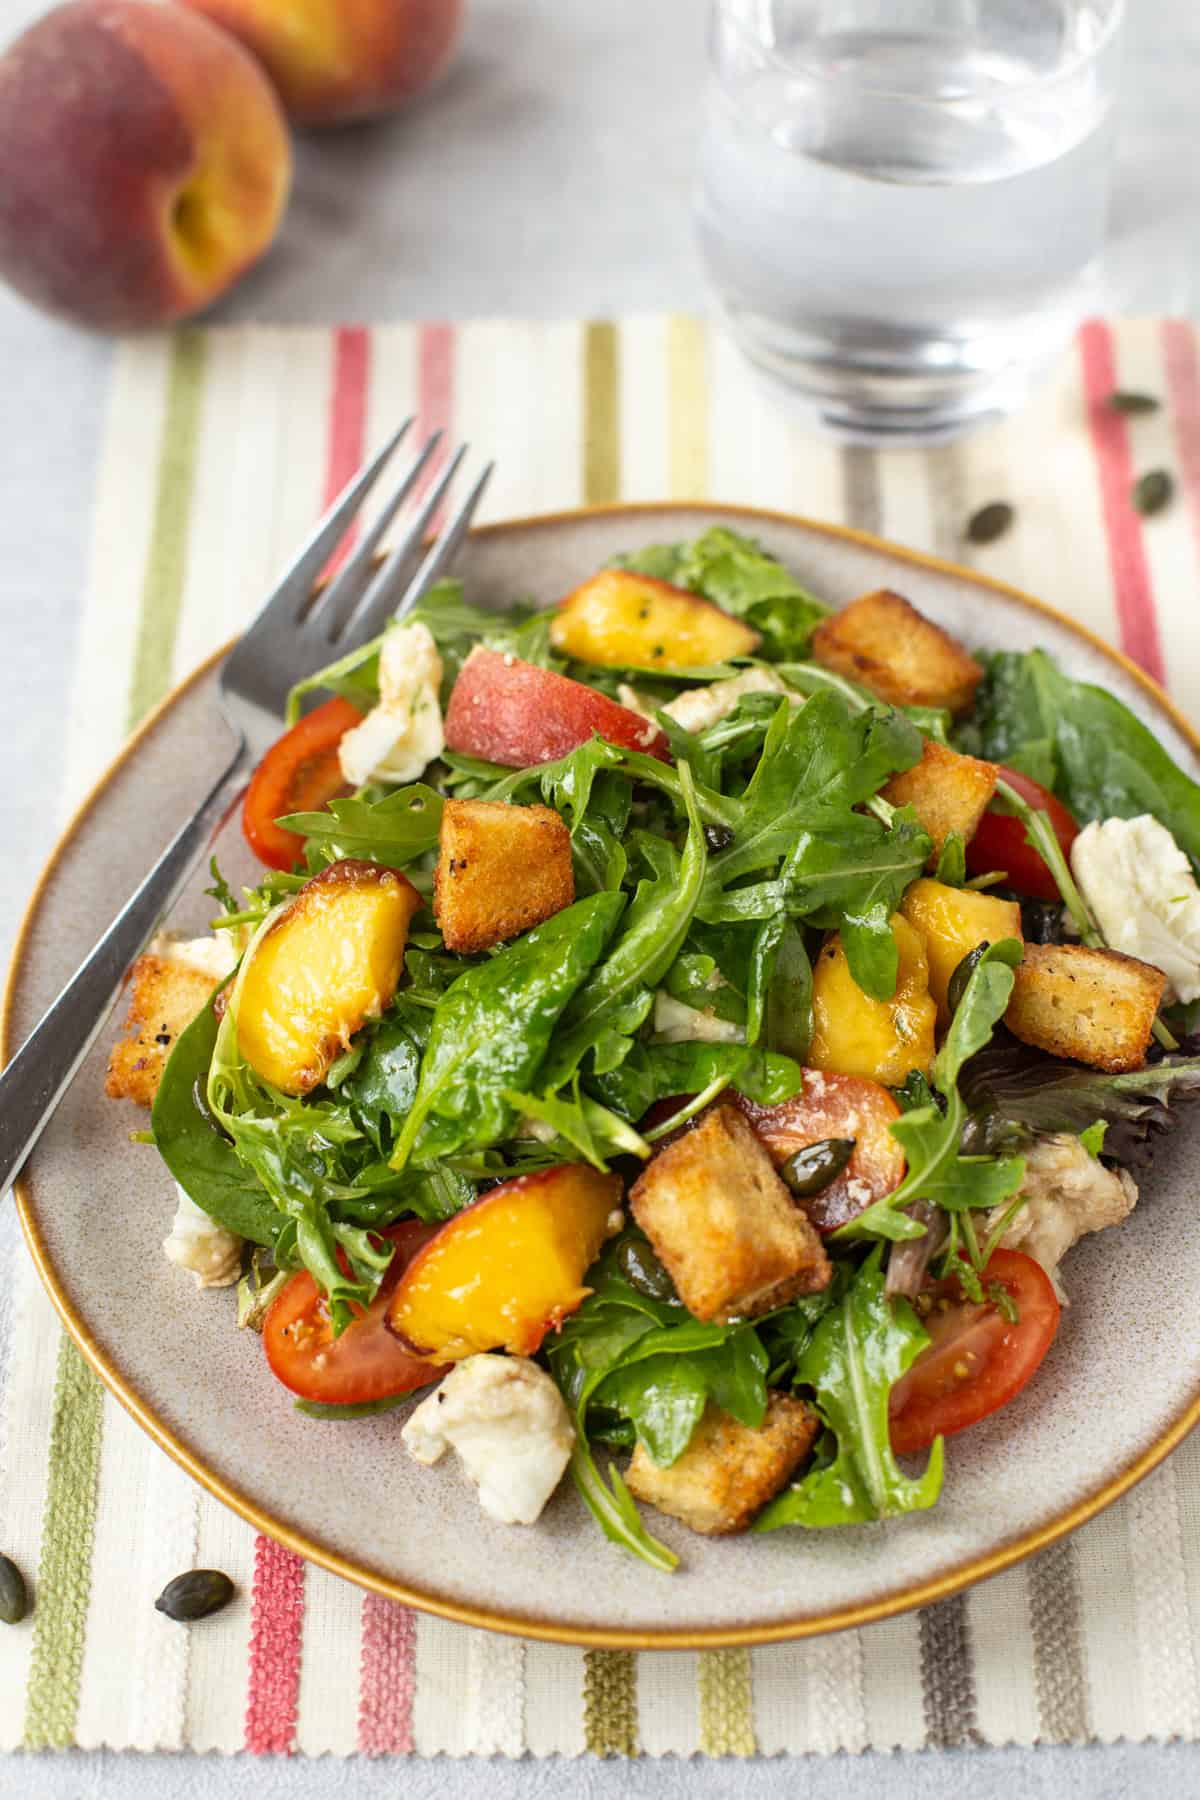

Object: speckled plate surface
[9,501,1200,1648]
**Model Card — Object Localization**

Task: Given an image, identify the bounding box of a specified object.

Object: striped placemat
[3,316,1200,1756]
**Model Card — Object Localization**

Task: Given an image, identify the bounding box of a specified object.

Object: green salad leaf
[616,527,830,659]
[754,1250,943,1531]
[280,785,443,871]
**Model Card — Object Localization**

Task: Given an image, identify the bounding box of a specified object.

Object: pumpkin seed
[616,1236,679,1303]
[1108,390,1160,415]
[780,1137,855,1198]
[0,1554,28,1625]
[703,823,735,853]
[155,1569,235,1622]
[1132,469,1174,517]
[947,942,990,1017]
[966,502,1014,546]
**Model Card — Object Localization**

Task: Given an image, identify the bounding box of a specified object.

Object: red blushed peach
[445,646,672,769]
[0,1,291,331]
[178,0,464,127]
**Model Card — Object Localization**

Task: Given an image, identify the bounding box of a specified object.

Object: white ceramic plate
[9,501,1200,1648]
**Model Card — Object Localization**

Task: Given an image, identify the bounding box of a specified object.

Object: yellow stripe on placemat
[698,1648,756,1755]
[582,321,620,505]
[666,313,708,498]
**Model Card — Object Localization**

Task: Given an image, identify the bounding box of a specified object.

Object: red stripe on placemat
[1077,319,1166,683]
[416,322,455,527]
[357,1594,417,1754]
[1162,318,1200,569]
[321,325,371,578]
[244,1536,307,1753]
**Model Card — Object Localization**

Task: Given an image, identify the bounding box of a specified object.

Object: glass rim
[715,0,1127,102]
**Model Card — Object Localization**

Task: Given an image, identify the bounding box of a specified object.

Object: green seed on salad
[0,1553,29,1625]
[947,942,990,1017]
[966,502,1014,545]
[616,1236,680,1303]
[1107,390,1160,415]
[780,1138,855,1199]
[1132,469,1173,516]
[155,1569,235,1622]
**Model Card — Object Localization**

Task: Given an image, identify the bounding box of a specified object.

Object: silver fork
[0,423,493,1199]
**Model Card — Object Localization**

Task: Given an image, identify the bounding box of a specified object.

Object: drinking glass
[695,0,1126,442]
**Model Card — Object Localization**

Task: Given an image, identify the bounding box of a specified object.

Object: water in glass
[696,1,1125,441]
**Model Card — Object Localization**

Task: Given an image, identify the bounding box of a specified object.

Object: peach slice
[444,646,670,768]
[386,1164,622,1361]
[237,859,420,1095]
[734,1073,906,1235]
[550,569,760,670]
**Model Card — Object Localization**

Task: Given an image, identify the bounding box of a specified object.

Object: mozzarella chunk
[401,1355,574,1526]
[148,932,239,983]
[660,668,799,736]
[653,990,746,1045]
[987,1134,1136,1296]
[163,1184,243,1289]
[1071,814,1200,1002]
[338,621,445,788]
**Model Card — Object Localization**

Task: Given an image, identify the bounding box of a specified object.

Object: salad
[106,527,1200,1570]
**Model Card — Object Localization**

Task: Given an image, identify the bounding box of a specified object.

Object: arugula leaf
[151,994,284,1248]
[501,1086,650,1170]
[587,1040,803,1120]
[281,785,443,872]
[754,1250,943,1530]
[835,940,1025,1243]
[390,892,625,1168]
[959,648,1200,870]
[934,831,967,887]
[616,527,830,659]
[747,914,812,1059]
[567,1443,679,1572]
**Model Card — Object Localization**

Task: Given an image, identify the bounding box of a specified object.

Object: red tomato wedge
[263,1221,447,1404]
[242,695,363,871]
[889,1249,1060,1455]
[444,645,671,767]
[966,767,1079,901]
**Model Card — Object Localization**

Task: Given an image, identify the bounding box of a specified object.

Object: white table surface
[2,0,1199,1791]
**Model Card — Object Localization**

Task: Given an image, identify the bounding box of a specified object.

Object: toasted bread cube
[105,955,214,1106]
[883,738,998,865]
[434,798,575,954]
[629,1101,831,1322]
[900,877,1022,1028]
[626,1393,820,1535]
[810,590,983,716]
[1006,942,1166,1073]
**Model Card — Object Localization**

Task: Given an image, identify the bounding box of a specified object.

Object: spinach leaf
[151,995,283,1248]
[587,1040,803,1120]
[280,785,443,871]
[390,891,625,1168]
[501,1086,650,1170]
[835,940,1026,1243]
[617,527,830,659]
[959,649,1200,870]
[754,1249,943,1530]
[340,1016,422,1154]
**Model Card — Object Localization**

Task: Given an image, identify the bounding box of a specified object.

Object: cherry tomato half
[888,1248,1060,1456]
[966,767,1080,901]
[242,696,363,871]
[263,1221,446,1404]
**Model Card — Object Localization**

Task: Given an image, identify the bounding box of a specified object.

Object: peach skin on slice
[386,1164,621,1362]
[236,858,420,1095]
[444,646,670,767]
[733,1073,906,1235]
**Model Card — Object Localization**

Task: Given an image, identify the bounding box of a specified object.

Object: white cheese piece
[1071,814,1200,1002]
[661,668,799,736]
[338,621,445,788]
[986,1134,1137,1299]
[652,990,746,1045]
[163,1183,243,1289]
[401,1355,575,1526]
[148,932,239,982]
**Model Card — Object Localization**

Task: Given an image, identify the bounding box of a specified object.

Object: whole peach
[178,0,463,127]
[0,0,291,331]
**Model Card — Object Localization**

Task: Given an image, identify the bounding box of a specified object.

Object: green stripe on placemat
[698,1648,756,1755]
[126,329,208,730]
[582,1649,638,1755]
[23,1339,105,1750]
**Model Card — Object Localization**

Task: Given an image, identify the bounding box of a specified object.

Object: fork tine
[309,431,443,641]
[270,417,413,622]
[393,461,495,625]
[338,443,470,645]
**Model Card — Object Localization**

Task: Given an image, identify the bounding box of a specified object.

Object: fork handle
[0,742,249,1202]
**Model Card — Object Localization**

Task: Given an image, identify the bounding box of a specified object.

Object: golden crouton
[882,738,998,864]
[810,589,983,716]
[104,955,214,1105]
[434,798,575,954]
[1005,942,1166,1073]
[629,1101,832,1322]
[626,1394,820,1535]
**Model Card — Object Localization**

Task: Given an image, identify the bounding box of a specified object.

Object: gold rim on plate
[6,498,1200,1649]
